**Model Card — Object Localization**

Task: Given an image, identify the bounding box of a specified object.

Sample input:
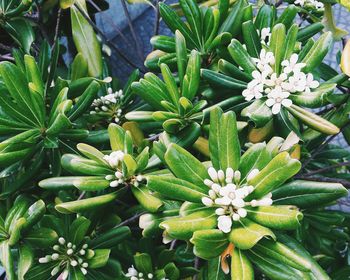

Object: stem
[120,0,144,61]
[302,161,350,177]
[153,0,161,38]
[115,211,146,228]
[295,175,350,188]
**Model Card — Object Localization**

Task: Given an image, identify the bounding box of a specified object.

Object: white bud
[250,200,257,207]
[58,237,65,245]
[209,190,216,199]
[39,257,49,263]
[115,171,123,178]
[232,213,240,221]
[234,171,241,183]
[115,117,120,123]
[208,167,218,182]
[139,272,144,277]
[148,273,154,279]
[101,106,108,111]
[204,179,214,187]
[226,168,234,180]
[82,244,88,249]
[71,260,78,267]
[201,197,213,206]
[67,249,74,255]
[51,266,60,276]
[51,253,59,260]
[215,208,226,215]
[67,242,72,248]
[217,170,225,182]
[82,262,89,268]
[81,267,88,275]
[237,208,247,218]
[105,174,114,180]
[211,183,221,193]
[136,175,143,181]
[62,269,69,280]
[53,245,60,251]
[231,198,245,208]
[110,180,119,187]
[79,249,86,255]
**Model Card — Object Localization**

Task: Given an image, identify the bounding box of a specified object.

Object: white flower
[285,72,307,93]
[265,73,288,88]
[266,88,292,114]
[253,49,275,71]
[217,215,232,233]
[103,151,125,168]
[242,83,264,101]
[126,266,138,277]
[281,54,306,74]
[304,73,319,93]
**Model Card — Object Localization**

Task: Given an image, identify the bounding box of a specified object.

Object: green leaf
[231,249,254,280]
[248,152,301,199]
[241,99,273,128]
[22,200,46,232]
[131,184,164,213]
[24,227,58,247]
[191,229,229,259]
[160,63,180,106]
[89,226,131,249]
[209,107,240,170]
[134,252,153,274]
[89,249,110,268]
[165,143,208,191]
[239,143,270,179]
[228,218,275,249]
[201,69,247,90]
[254,239,311,272]
[219,0,246,37]
[246,205,303,230]
[272,180,348,208]
[68,216,91,245]
[301,32,333,73]
[160,209,217,240]
[68,80,100,121]
[269,23,286,74]
[175,31,187,86]
[71,0,102,76]
[286,104,339,135]
[18,244,34,280]
[3,18,34,53]
[147,175,207,203]
[61,154,112,175]
[242,20,261,58]
[71,53,88,80]
[0,241,16,280]
[228,39,256,75]
[55,192,120,213]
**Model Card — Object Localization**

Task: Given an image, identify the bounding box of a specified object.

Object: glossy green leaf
[231,249,254,280]
[272,180,348,208]
[71,0,102,76]
[191,229,228,259]
[89,249,110,268]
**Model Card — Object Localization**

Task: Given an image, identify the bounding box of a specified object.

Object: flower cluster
[294,0,324,9]
[242,49,320,114]
[38,237,91,279]
[125,266,167,280]
[90,88,124,123]
[201,167,273,233]
[103,150,145,187]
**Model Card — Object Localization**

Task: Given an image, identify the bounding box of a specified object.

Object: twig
[115,211,146,228]
[193,257,200,280]
[0,43,12,52]
[78,191,86,200]
[0,54,14,61]
[74,3,146,73]
[87,0,134,50]
[301,122,350,170]
[294,175,350,188]
[120,0,144,61]
[302,161,350,177]
[170,240,177,250]
[153,0,161,38]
